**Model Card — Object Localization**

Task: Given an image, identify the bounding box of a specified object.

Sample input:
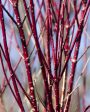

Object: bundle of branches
[0,0,90,112]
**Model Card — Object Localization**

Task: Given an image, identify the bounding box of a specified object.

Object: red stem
[0,44,34,106]
[0,51,19,106]
[0,1,24,111]
[53,1,62,111]
[30,0,54,111]
[64,2,90,112]
[12,2,38,112]
[22,0,32,28]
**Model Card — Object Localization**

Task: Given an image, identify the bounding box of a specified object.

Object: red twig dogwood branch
[0,0,90,112]
[10,1,38,112]
[64,1,90,112]
[0,1,25,111]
